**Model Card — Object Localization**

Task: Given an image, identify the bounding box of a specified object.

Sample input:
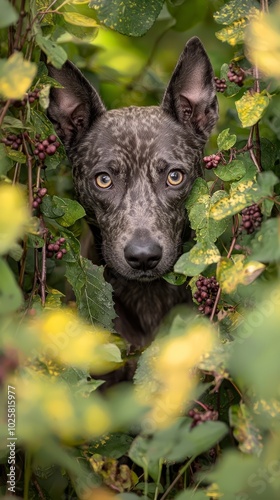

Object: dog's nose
[124,240,162,271]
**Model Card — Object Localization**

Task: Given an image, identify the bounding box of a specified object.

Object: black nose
[124,239,162,271]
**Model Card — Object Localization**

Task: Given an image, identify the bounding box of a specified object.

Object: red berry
[38,152,46,160]
[56,251,63,260]
[46,144,56,155]
[39,188,47,197]
[48,134,57,143]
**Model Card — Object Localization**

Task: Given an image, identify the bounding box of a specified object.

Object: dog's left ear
[161,37,218,142]
[46,60,105,148]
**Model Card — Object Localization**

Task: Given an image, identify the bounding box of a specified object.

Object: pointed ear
[161,37,218,142]
[47,60,106,148]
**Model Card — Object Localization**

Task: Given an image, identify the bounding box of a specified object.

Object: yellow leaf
[62,12,98,27]
[235,91,270,128]
[138,321,216,428]
[216,18,247,45]
[0,52,37,99]
[217,256,265,293]
[34,309,122,373]
[246,9,280,79]
[210,180,258,220]
[0,184,29,255]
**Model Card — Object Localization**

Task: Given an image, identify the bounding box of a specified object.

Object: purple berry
[46,144,56,155]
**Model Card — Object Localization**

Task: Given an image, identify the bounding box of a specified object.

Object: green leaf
[250,218,280,262]
[203,450,259,499]
[217,128,237,151]
[188,191,229,242]
[174,241,220,277]
[165,420,228,461]
[35,35,67,69]
[89,0,165,36]
[167,0,208,32]
[235,91,270,127]
[215,18,247,46]
[5,147,26,164]
[8,242,23,261]
[0,0,18,28]
[230,290,280,400]
[210,180,258,220]
[215,160,246,182]
[2,116,26,129]
[61,12,99,27]
[52,196,86,227]
[66,257,116,331]
[256,171,278,197]
[129,435,160,483]
[163,272,186,285]
[229,403,263,455]
[0,143,13,174]
[0,53,37,99]
[90,433,134,459]
[41,195,65,219]
[185,178,209,211]
[175,491,207,500]
[0,258,23,314]
[214,0,258,25]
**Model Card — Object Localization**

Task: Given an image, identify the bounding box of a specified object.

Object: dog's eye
[95,173,112,189]
[167,170,184,186]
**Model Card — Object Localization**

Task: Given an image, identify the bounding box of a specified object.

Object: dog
[47,37,218,348]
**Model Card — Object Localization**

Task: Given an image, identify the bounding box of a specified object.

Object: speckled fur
[47,37,218,347]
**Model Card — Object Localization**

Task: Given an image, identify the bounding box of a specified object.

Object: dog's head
[47,37,218,281]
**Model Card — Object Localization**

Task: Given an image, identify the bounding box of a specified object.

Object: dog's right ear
[47,61,105,147]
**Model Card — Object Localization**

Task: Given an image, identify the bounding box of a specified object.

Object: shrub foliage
[1,0,280,499]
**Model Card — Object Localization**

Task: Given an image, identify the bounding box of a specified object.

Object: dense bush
[1,0,280,498]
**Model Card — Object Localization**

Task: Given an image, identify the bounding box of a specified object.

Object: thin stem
[153,458,163,500]
[21,133,34,209]
[18,239,27,287]
[194,399,210,411]
[247,124,262,173]
[161,456,196,500]
[210,214,239,322]
[14,0,26,51]
[32,477,46,499]
[12,163,21,184]
[0,100,11,128]
[40,222,47,306]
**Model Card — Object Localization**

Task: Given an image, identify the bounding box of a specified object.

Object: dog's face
[47,37,218,281]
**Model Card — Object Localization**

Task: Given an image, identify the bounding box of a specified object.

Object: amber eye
[95,173,112,189]
[167,170,184,186]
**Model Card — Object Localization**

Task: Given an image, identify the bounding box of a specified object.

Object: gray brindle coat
[47,37,218,348]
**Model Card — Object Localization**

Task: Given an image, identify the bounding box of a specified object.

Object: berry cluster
[0,349,18,386]
[34,134,60,161]
[188,408,219,428]
[1,133,23,151]
[13,88,40,107]
[203,153,222,170]
[214,76,227,93]
[239,204,262,234]
[227,63,244,86]
[47,236,67,260]
[32,187,48,209]
[193,276,219,316]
